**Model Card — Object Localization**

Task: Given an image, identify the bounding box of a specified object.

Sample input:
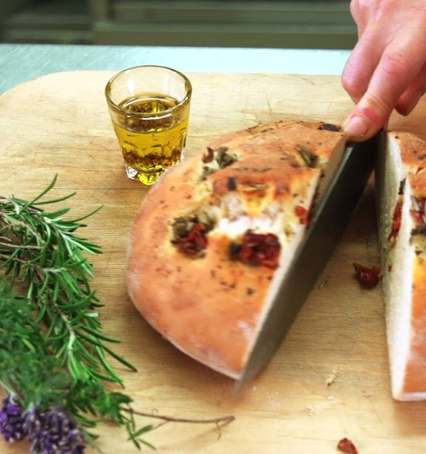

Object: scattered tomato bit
[353,262,381,289]
[337,437,358,454]
[295,205,309,225]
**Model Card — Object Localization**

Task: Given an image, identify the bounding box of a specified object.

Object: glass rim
[105,65,192,118]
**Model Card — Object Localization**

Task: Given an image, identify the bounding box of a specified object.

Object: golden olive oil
[112,93,190,185]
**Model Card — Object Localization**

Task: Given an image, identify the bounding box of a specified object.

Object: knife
[235,131,382,392]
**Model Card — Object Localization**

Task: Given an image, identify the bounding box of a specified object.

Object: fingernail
[343,115,370,137]
[406,94,420,115]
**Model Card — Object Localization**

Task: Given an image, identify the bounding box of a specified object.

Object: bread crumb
[305,406,315,416]
[326,369,338,387]
[318,277,329,289]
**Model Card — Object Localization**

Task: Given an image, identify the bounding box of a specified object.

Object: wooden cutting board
[2,70,426,454]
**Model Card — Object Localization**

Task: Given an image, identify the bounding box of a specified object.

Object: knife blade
[235,131,382,392]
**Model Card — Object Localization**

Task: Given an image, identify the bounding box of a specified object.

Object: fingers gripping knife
[236,132,383,391]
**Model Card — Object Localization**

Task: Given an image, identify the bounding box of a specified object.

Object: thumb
[343,104,387,142]
[342,56,404,140]
[343,46,425,141]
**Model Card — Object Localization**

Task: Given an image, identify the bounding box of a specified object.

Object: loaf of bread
[377,131,426,401]
[126,120,347,379]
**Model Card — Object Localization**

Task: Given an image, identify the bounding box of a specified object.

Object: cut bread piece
[126,120,347,380]
[377,131,426,400]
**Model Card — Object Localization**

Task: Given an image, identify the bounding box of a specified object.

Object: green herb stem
[0,176,234,452]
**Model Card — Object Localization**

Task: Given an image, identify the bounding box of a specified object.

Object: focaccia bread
[377,131,426,401]
[126,120,347,379]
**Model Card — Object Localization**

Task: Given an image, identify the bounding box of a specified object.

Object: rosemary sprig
[0,176,234,454]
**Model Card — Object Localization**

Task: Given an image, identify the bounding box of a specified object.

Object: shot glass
[105,65,192,185]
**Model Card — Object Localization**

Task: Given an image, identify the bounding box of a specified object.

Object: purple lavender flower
[1,395,86,453]
[25,406,86,454]
[0,394,28,442]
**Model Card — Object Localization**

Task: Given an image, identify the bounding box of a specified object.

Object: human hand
[342,0,426,141]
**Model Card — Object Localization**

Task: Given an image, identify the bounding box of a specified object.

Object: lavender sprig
[0,396,86,454]
[25,406,85,454]
[0,395,27,442]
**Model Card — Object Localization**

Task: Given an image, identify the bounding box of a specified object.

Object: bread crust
[126,120,346,379]
[379,131,426,400]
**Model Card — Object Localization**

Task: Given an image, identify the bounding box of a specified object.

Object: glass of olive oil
[105,65,192,185]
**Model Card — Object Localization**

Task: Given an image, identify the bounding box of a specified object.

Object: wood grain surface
[1,70,426,454]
